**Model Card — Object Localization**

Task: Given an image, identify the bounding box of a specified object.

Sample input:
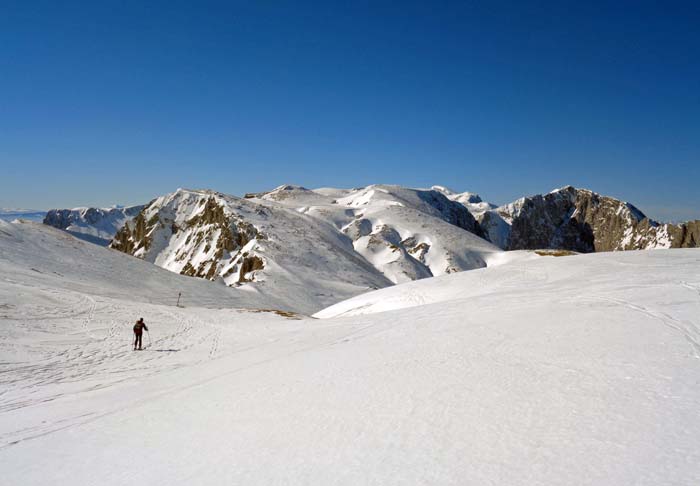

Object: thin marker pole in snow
[177,292,181,307]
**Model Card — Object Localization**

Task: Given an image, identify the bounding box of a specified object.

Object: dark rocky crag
[111,193,264,283]
[479,186,699,252]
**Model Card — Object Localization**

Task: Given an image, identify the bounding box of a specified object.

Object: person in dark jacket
[133,318,148,350]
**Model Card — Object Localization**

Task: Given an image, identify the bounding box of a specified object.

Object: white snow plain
[1,219,700,485]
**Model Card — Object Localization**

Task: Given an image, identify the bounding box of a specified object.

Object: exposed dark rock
[110,194,262,283]
[480,186,699,252]
[238,255,265,282]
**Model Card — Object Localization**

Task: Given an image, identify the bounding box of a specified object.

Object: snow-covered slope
[2,223,699,485]
[110,186,501,293]
[0,219,303,311]
[314,250,542,317]
[43,205,144,245]
[315,248,700,318]
[253,184,500,283]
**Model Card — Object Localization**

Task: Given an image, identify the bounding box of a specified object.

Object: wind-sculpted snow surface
[2,222,699,485]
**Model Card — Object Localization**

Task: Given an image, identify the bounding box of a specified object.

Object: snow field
[1,218,699,485]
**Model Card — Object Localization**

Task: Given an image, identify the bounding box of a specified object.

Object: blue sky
[1,1,698,221]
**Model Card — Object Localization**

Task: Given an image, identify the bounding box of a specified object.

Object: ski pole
[146,330,152,348]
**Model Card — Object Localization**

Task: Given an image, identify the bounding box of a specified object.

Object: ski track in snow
[591,295,700,358]
[1,220,700,485]
[0,290,249,439]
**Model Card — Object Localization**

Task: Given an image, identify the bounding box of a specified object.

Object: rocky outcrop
[671,221,700,247]
[110,191,264,284]
[477,186,699,252]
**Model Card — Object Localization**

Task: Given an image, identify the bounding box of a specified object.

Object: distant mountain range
[40,184,699,301]
[0,209,47,222]
[43,206,144,245]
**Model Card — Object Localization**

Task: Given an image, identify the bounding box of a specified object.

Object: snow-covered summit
[431,185,482,203]
[430,184,496,217]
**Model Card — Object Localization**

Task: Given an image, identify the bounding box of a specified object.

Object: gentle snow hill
[314,250,542,317]
[1,239,699,484]
[0,219,301,311]
[314,248,700,318]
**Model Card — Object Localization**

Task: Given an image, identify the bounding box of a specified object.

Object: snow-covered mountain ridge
[109,186,501,296]
[39,184,698,294]
[44,205,145,245]
[0,208,47,222]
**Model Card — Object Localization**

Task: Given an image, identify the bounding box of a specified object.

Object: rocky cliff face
[665,220,700,248]
[44,205,144,245]
[110,191,269,284]
[477,186,699,252]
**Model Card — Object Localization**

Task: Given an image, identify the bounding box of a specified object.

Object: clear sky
[1,1,698,221]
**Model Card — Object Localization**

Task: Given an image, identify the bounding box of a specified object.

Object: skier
[133,318,148,350]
